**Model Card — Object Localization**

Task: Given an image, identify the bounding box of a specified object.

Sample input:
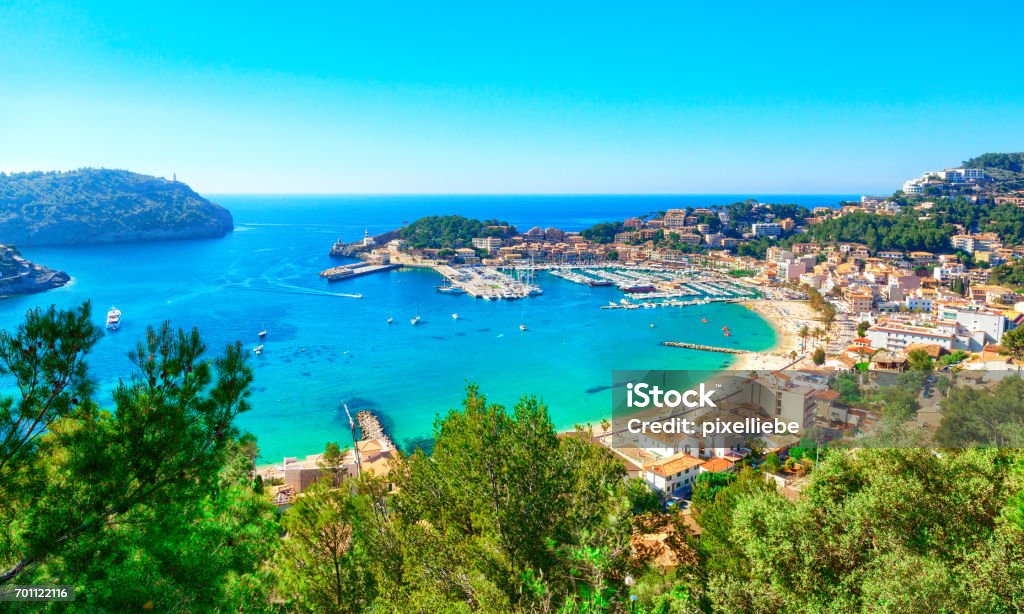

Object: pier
[319,262,400,281]
[434,264,540,300]
[661,341,751,354]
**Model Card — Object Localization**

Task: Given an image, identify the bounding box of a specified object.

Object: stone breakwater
[661,341,751,355]
[355,410,396,451]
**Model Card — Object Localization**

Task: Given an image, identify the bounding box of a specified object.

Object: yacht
[105,307,121,331]
[437,284,466,295]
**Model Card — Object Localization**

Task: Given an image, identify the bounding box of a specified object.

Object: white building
[471,237,504,252]
[751,223,782,238]
[641,451,704,494]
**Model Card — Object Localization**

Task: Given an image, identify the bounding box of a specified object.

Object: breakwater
[661,341,751,355]
[355,410,396,451]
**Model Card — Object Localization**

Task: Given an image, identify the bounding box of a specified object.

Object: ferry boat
[105,307,121,331]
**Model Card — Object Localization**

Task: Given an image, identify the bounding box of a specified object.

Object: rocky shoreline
[0,246,70,298]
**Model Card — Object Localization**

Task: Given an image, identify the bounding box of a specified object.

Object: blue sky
[2,1,1022,194]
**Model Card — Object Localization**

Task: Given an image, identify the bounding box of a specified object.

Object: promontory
[0,169,233,246]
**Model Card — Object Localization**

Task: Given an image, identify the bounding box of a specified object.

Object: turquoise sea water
[1,195,853,461]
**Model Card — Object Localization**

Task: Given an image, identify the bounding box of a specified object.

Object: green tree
[907,349,935,372]
[275,478,376,612]
[1001,327,1024,363]
[812,347,826,366]
[0,303,276,610]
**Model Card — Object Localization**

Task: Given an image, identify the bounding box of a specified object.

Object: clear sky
[2,1,1022,195]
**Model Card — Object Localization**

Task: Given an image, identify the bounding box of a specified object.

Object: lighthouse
[362,229,375,247]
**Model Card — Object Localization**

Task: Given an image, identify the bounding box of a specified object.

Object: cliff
[0,169,233,246]
[0,245,70,297]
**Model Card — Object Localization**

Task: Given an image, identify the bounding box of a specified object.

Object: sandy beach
[732,299,821,371]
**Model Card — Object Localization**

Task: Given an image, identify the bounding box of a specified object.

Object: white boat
[410,316,421,325]
[253,344,264,355]
[519,323,527,331]
[105,307,121,331]
[452,313,459,320]
[387,317,393,324]
[258,329,267,338]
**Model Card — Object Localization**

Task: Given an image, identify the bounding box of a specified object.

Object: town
[291,154,1024,510]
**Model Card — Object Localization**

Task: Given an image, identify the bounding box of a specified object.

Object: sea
[1,194,855,462]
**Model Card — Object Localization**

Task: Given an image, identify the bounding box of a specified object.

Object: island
[0,245,70,297]
[0,168,233,246]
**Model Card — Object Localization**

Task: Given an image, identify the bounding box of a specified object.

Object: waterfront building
[472,236,505,252]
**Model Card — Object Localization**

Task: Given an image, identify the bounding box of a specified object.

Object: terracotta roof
[643,451,704,478]
[700,457,736,473]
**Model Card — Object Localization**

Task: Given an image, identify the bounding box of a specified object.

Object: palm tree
[799,325,810,351]
[813,326,826,349]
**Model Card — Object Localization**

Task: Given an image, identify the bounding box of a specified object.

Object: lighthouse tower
[362,229,375,247]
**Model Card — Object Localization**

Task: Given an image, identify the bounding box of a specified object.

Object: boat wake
[225,282,364,299]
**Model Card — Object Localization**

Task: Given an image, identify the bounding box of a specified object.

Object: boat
[609,301,617,307]
[410,316,421,325]
[588,280,614,287]
[722,326,730,331]
[724,332,731,337]
[452,313,459,320]
[650,323,655,328]
[434,280,466,294]
[258,329,267,338]
[253,344,264,355]
[387,317,393,324]
[701,318,709,324]
[105,307,121,331]
[519,323,527,331]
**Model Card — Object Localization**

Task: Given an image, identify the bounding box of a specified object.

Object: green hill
[0,169,233,246]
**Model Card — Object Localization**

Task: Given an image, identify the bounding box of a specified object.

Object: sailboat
[410,302,421,325]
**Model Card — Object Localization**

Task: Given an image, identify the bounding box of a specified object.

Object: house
[870,350,907,372]
[642,452,705,494]
[699,456,736,474]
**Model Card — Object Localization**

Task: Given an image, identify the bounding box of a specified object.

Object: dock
[319,262,400,281]
[661,341,751,355]
[434,264,540,300]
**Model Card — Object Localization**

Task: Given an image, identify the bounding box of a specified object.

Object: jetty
[661,341,751,355]
[355,410,396,452]
[320,262,400,281]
